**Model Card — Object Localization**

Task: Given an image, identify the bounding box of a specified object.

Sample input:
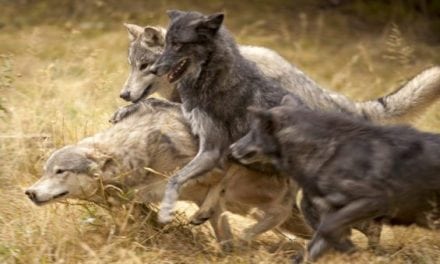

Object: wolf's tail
[356,66,440,123]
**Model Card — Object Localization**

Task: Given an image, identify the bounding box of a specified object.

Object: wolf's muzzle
[25,189,37,202]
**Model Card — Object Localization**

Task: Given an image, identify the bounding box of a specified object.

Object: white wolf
[25,98,313,251]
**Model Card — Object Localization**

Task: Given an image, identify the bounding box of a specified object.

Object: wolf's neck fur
[178,28,240,103]
[177,27,290,142]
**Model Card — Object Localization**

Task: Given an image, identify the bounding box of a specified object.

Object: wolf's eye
[55,169,66,174]
[139,63,149,71]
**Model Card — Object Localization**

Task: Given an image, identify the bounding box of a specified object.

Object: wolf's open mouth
[240,151,257,162]
[168,58,190,83]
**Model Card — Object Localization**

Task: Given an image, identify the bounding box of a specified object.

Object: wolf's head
[25,145,110,205]
[231,95,303,166]
[149,10,224,83]
[230,107,282,166]
[121,24,168,102]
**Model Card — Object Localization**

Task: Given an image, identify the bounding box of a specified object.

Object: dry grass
[1,1,440,263]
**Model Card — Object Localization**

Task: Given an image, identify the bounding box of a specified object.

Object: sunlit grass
[1,2,440,263]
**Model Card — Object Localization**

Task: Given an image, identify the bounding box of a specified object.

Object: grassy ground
[1,1,440,263]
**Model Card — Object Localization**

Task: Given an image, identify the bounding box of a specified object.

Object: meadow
[1,1,440,263]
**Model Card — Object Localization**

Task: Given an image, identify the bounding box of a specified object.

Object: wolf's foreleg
[158,148,222,223]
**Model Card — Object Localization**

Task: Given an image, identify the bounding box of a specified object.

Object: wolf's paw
[334,239,356,254]
[308,237,329,262]
[109,104,140,124]
[189,209,213,225]
[158,209,174,224]
[219,240,234,254]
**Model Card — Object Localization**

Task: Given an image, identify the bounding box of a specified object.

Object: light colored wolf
[25,98,312,250]
[121,23,440,123]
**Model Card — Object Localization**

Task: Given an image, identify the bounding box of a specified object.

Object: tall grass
[1,1,440,263]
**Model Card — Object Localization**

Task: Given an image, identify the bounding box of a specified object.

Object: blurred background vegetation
[1,0,440,116]
[1,1,440,263]
[1,0,440,33]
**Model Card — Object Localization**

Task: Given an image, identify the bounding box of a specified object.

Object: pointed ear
[142,26,165,46]
[167,9,185,21]
[281,94,302,108]
[124,23,144,41]
[83,148,113,171]
[196,13,224,35]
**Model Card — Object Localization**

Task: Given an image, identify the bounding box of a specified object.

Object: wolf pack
[25,10,440,262]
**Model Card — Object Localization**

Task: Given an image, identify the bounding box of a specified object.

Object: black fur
[232,96,440,261]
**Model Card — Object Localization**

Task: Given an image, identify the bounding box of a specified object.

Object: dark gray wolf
[25,98,312,251]
[120,23,440,123]
[231,95,440,261]
[149,10,306,222]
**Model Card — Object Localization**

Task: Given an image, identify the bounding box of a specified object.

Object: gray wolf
[149,10,299,223]
[25,98,312,250]
[121,23,440,123]
[114,20,440,246]
[231,95,440,262]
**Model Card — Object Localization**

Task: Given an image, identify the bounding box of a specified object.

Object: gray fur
[232,95,440,261]
[121,24,440,124]
[149,10,298,222]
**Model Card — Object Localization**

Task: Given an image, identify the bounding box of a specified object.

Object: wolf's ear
[83,149,113,172]
[195,13,224,36]
[281,94,302,108]
[248,107,277,133]
[167,10,185,21]
[142,27,165,46]
[205,13,224,30]
[124,23,144,41]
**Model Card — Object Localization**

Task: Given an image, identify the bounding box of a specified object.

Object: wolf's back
[241,47,440,122]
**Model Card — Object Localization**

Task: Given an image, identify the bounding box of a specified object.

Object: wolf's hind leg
[242,204,291,242]
[209,202,234,252]
[190,183,224,225]
[310,198,384,261]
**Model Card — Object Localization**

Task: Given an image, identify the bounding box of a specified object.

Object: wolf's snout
[229,143,245,159]
[120,90,131,101]
[229,143,236,151]
[230,142,258,163]
[25,189,37,202]
[229,143,238,157]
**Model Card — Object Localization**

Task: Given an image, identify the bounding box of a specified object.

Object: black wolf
[231,95,440,261]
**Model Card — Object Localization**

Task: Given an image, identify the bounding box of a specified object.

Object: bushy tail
[356,66,440,123]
